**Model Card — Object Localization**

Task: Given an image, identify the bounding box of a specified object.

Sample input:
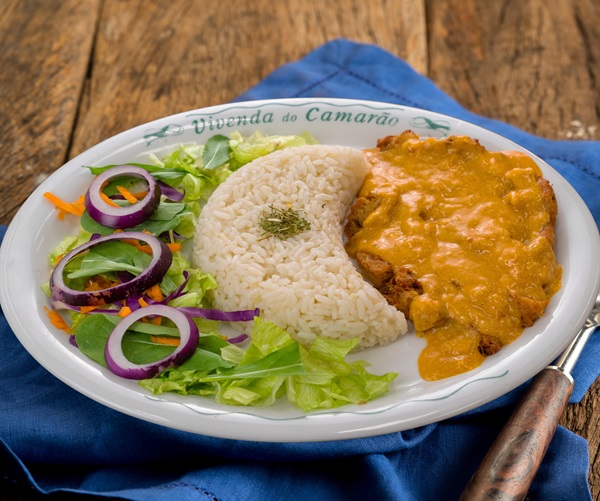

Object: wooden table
[1,0,598,499]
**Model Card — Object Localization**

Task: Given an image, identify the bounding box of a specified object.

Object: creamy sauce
[345,133,562,380]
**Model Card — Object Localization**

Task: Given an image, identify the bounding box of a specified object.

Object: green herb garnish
[258,204,311,240]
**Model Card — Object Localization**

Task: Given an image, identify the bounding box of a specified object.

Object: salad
[42,131,398,412]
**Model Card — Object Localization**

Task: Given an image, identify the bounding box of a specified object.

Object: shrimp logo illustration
[143,124,185,145]
[409,117,451,137]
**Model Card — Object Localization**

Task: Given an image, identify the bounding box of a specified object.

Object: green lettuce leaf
[79,201,195,238]
[286,337,398,412]
[48,230,93,266]
[228,130,317,170]
[202,134,231,169]
[138,317,397,411]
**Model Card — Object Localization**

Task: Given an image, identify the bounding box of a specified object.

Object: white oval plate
[1,98,599,442]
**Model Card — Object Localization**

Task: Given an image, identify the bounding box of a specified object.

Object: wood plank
[0,0,101,226]
[1,0,598,498]
[426,0,600,497]
[426,0,599,139]
[68,0,427,157]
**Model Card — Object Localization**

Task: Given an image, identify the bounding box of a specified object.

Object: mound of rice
[192,144,407,349]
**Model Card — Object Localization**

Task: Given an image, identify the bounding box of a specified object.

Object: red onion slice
[178,306,260,322]
[157,181,184,202]
[85,165,161,228]
[105,304,199,379]
[50,231,172,307]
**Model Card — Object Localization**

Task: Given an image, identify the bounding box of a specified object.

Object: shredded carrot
[120,237,140,245]
[150,335,179,346]
[131,191,148,200]
[43,192,85,218]
[138,297,149,308]
[44,306,71,334]
[118,306,132,317]
[72,195,85,214]
[134,244,153,255]
[100,192,120,207]
[84,277,117,291]
[146,284,164,301]
[116,185,139,204]
[121,239,152,254]
[122,233,180,256]
[80,305,100,314]
[151,316,162,326]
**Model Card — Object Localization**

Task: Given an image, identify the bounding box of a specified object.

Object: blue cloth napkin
[1,39,599,501]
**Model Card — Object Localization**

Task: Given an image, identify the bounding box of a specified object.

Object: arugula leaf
[202,135,231,169]
[74,314,234,372]
[85,163,188,183]
[74,315,174,367]
[121,331,179,364]
[197,343,304,381]
[74,314,119,367]
[66,240,150,280]
[80,211,115,236]
[147,202,186,221]
[80,202,193,237]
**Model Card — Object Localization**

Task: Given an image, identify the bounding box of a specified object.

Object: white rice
[192,145,407,349]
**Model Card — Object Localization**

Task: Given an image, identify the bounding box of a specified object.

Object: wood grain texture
[426,1,600,497]
[460,368,574,500]
[426,0,600,140]
[0,0,101,226]
[69,0,426,158]
[0,0,599,499]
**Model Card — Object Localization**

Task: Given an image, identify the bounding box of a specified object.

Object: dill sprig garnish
[258,204,311,240]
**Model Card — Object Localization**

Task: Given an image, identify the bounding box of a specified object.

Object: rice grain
[193,145,407,349]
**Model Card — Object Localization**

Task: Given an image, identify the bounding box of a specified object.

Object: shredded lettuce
[48,230,92,267]
[139,317,398,411]
[229,130,317,170]
[46,130,398,413]
[288,337,398,412]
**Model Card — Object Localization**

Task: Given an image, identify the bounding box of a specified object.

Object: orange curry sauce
[345,131,562,380]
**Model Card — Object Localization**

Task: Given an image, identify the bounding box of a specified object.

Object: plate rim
[1,97,599,442]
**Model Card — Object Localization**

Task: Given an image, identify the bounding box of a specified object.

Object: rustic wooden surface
[0,0,598,499]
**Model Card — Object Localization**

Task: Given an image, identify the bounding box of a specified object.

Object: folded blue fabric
[1,39,599,501]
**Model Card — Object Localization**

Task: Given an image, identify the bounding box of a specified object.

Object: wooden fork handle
[460,367,574,501]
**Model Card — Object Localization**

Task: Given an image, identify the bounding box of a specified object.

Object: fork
[460,290,600,501]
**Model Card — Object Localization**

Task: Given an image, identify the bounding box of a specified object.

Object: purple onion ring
[50,231,172,307]
[105,304,199,379]
[85,165,161,229]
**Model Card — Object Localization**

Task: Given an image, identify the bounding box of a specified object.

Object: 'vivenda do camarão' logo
[142,105,405,145]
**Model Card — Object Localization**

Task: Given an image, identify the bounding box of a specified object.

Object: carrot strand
[150,335,179,346]
[118,306,132,317]
[100,192,120,207]
[146,283,164,301]
[116,185,139,204]
[44,306,71,334]
[80,305,99,314]
[43,192,85,217]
